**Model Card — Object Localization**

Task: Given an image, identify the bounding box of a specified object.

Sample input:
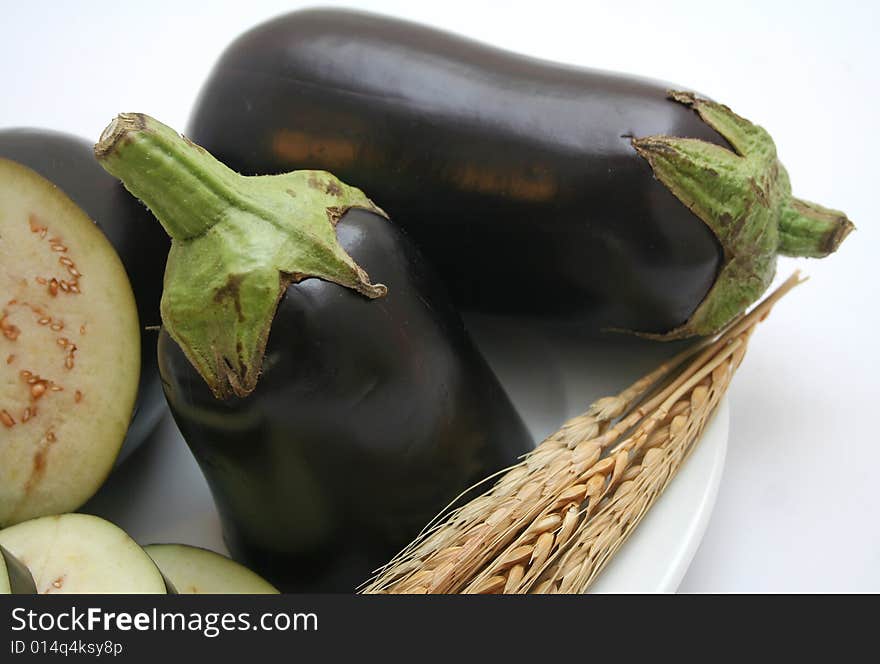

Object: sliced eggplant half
[0,159,140,527]
[145,544,279,594]
[0,513,166,594]
[1,544,37,593]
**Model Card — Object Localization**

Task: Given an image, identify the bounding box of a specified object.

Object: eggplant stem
[94,114,388,399]
[779,197,855,258]
[630,92,853,339]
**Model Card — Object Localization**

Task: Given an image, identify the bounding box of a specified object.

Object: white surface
[4,0,878,592]
[590,400,728,594]
[82,321,729,594]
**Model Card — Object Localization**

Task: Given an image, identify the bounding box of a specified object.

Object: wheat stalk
[362,273,803,594]
[529,340,741,593]
[363,345,696,594]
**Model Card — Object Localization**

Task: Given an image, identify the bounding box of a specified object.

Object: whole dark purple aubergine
[94,114,533,592]
[188,8,853,338]
[0,130,168,458]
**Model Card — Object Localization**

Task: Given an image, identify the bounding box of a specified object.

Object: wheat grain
[527,337,746,592]
[362,354,683,594]
[362,273,804,594]
[462,333,747,593]
[362,355,684,593]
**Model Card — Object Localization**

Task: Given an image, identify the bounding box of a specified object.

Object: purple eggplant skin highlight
[188,8,852,338]
[0,130,169,458]
[157,207,533,592]
[187,9,725,333]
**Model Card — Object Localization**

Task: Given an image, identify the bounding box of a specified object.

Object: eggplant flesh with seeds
[0,513,167,593]
[96,114,534,592]
[189,8,853,338]
[0,130,168,459]
[0,160,141,527]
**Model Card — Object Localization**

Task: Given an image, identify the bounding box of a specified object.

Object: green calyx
[95,114,387,399]
[632,91,854,339]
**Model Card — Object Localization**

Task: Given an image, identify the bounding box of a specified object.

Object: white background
[2,0,877,592]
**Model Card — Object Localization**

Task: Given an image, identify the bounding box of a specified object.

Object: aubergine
[94,114,533,592]
[0,158,141,527]
[0,513,167,593]
[145,544,279,594]
[189,8,854,338]
[0,130,168,458]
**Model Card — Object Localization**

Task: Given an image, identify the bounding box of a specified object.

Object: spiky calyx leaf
[633,91,853,338]
[95,114,387,399]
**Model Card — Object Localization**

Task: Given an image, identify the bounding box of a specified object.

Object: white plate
[84,318,728,593]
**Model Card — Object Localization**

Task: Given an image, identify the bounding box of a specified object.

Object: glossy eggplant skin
[159,208,533,592]
[189,8,730,334]
[0,130,169,457]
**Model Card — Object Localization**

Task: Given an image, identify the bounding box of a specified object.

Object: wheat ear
[363,273,803,594]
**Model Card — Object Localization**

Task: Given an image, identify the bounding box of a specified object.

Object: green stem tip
[779,197,854,258]
[632,90,854,339]
[95,113,388,399]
